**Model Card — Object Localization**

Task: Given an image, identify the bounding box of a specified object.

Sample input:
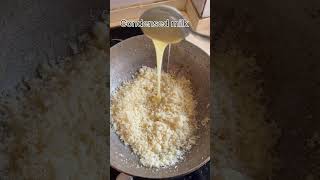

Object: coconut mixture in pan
[111,66,198,168]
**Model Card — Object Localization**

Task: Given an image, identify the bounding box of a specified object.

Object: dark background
[212,0,320,179]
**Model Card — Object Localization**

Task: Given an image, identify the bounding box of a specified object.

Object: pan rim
[110,34,210,179]
[110,157,210,179]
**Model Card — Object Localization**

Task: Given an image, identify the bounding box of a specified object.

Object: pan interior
[110,35,210,178]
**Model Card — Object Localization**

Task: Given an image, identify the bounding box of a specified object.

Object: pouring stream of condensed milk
[116,6,209,180]
[140,5,209,98]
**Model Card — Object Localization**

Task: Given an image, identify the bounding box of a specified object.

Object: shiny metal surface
[140,5,189,43]
[110,35,210,179]
[140,6,209,44]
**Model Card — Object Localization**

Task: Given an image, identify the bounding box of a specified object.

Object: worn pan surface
[110,35,210,178]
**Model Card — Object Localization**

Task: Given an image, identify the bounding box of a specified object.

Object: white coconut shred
[111,66,198,168]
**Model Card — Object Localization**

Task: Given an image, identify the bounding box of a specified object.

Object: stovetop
[110,26,210,180]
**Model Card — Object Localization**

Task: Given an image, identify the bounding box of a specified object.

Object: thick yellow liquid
[141,14,185,44]
[152,39,168,97]
[142,21,183,98]
[143,26,184,44]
